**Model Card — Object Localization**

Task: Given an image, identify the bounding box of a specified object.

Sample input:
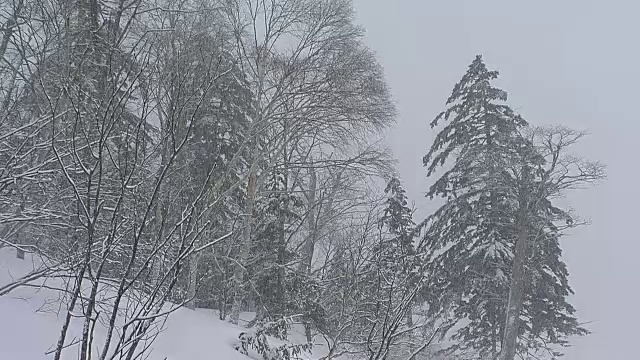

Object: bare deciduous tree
[222,0,395,327]
[500,126,604,360]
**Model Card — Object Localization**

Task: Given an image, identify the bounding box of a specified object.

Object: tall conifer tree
[423,56,588,359]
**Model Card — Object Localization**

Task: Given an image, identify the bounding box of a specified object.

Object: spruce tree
[248,170,299,326]
[365,177,423,359]
[422,55,588,359]
[376,177,420,308]
[381,178,417,253]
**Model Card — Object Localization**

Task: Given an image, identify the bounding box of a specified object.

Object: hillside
[0,248,323,360]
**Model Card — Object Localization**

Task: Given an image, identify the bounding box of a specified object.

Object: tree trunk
[230,169,257,324]
[406,306,416,360]
[500,213,529,360]
[492,318,499,359]
[276,134,289,323]
[0,0,23,60]
[299,167,317,276]
[151,84,169,286]
[299,167,317,342]
[186,251,199,310]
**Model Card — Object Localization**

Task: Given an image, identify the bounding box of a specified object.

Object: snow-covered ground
[0,248,327,360]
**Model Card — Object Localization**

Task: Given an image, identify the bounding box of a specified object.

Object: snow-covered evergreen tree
[422,55,589,359]
[371,177,424,360]
[322,178,427,360]
[246,168,323,338]
[381,178,417,257]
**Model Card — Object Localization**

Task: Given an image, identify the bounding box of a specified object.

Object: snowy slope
[0,248,322,360]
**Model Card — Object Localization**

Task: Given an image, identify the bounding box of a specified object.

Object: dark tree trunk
[500,212,529,360]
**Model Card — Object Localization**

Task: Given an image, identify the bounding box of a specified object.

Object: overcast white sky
[353,0,639,358]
